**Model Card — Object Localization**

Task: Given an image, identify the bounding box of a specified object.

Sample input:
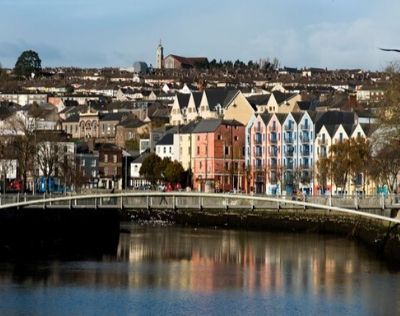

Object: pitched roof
[192,91,203,109]
[292,112,303,124]
[178,120,201,134]
[118,116,146,128]
[64,114,79,122]
[246,94,271,106]
[272,91,296,105]
[100,112,127,122]
[192,118,243,133]
[133,150,152,163]
[176,93,191,110]
[315,111,356,133]
[192,119,222,133]
[165,55,208,67]
[260,113,272,125]
[156,133,174,146]
[204,88,236,111]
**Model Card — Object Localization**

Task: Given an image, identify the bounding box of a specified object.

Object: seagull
[379,48,400,53]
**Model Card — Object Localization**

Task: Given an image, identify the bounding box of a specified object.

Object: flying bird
[379,48,400,53]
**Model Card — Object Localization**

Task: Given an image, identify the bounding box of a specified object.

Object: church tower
[156,40,164,69]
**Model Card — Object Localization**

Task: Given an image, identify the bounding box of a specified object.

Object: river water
[0,223,399,315]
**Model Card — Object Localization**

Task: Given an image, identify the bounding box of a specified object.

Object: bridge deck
[0,192,398,224]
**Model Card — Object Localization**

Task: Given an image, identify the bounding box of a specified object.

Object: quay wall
[126,208,400,263]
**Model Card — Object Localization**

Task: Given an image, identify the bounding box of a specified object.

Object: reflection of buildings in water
[112,226,392,299]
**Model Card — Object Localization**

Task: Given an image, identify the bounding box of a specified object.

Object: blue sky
[0,0,399,70]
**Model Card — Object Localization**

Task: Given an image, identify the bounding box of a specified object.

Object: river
[0,223,399,315]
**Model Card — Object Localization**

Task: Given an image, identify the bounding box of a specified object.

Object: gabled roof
[203,88,236,111]
[176,93,191,110]
[341,124,354,136]
[260,113,272,125]
[192,92,203,109]
[315,111,356,134]
[292,112,303,124]
[246,94,271,106]
[275,113,287,124]
[272,91,296,105]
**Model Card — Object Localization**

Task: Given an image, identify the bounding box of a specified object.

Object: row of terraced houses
[176,110,372,195]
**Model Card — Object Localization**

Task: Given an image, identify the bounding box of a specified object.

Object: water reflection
[0,224,399,315]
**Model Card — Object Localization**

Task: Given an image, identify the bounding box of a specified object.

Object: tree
[164,160,184,184]
[318,137,370,194]
[14,50,42,79]
[139,153,162,186]
[369,140,400,193]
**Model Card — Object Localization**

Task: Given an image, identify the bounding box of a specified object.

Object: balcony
[254,138,262,145]
[269,125,277,132]
[284,137,294,144]
[300,135,310,143]
[286,163,294,170]
[318,139,327,145]
[255,147,263,157]
[270,136,278,144]
[300,124,310,130]
[284,125,294,131]
[285,150,294,157]
[254,165,265,172]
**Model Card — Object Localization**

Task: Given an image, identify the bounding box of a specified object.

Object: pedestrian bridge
[0,192,399,225]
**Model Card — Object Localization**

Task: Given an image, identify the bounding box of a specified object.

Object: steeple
[156,40,164,69]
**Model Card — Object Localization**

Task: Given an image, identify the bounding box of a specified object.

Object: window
[169,147,172,153]
[234,136,238,141]
[225,146,229,156]
[81,159,85,167]
[199,161,202,169]
[104,167,108,176]
[113,155,117,163]
[91,160,96,167]
[197,146,200,155]
[92,170,97,177]
[104,154,108,163]
[163,147,166,154]
[217,134,222,140]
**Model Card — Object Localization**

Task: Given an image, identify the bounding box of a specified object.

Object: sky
[0,0,399,70]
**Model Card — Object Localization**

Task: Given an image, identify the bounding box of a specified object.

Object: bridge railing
[0,192,399,223]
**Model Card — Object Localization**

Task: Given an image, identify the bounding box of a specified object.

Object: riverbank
[125,208,400,263]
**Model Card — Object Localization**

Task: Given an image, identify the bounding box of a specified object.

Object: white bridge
[0,192,399,225]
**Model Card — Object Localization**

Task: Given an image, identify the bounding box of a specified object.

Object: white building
[155,133,174,160]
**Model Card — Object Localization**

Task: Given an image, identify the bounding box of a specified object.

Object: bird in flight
[379,48,400,53]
